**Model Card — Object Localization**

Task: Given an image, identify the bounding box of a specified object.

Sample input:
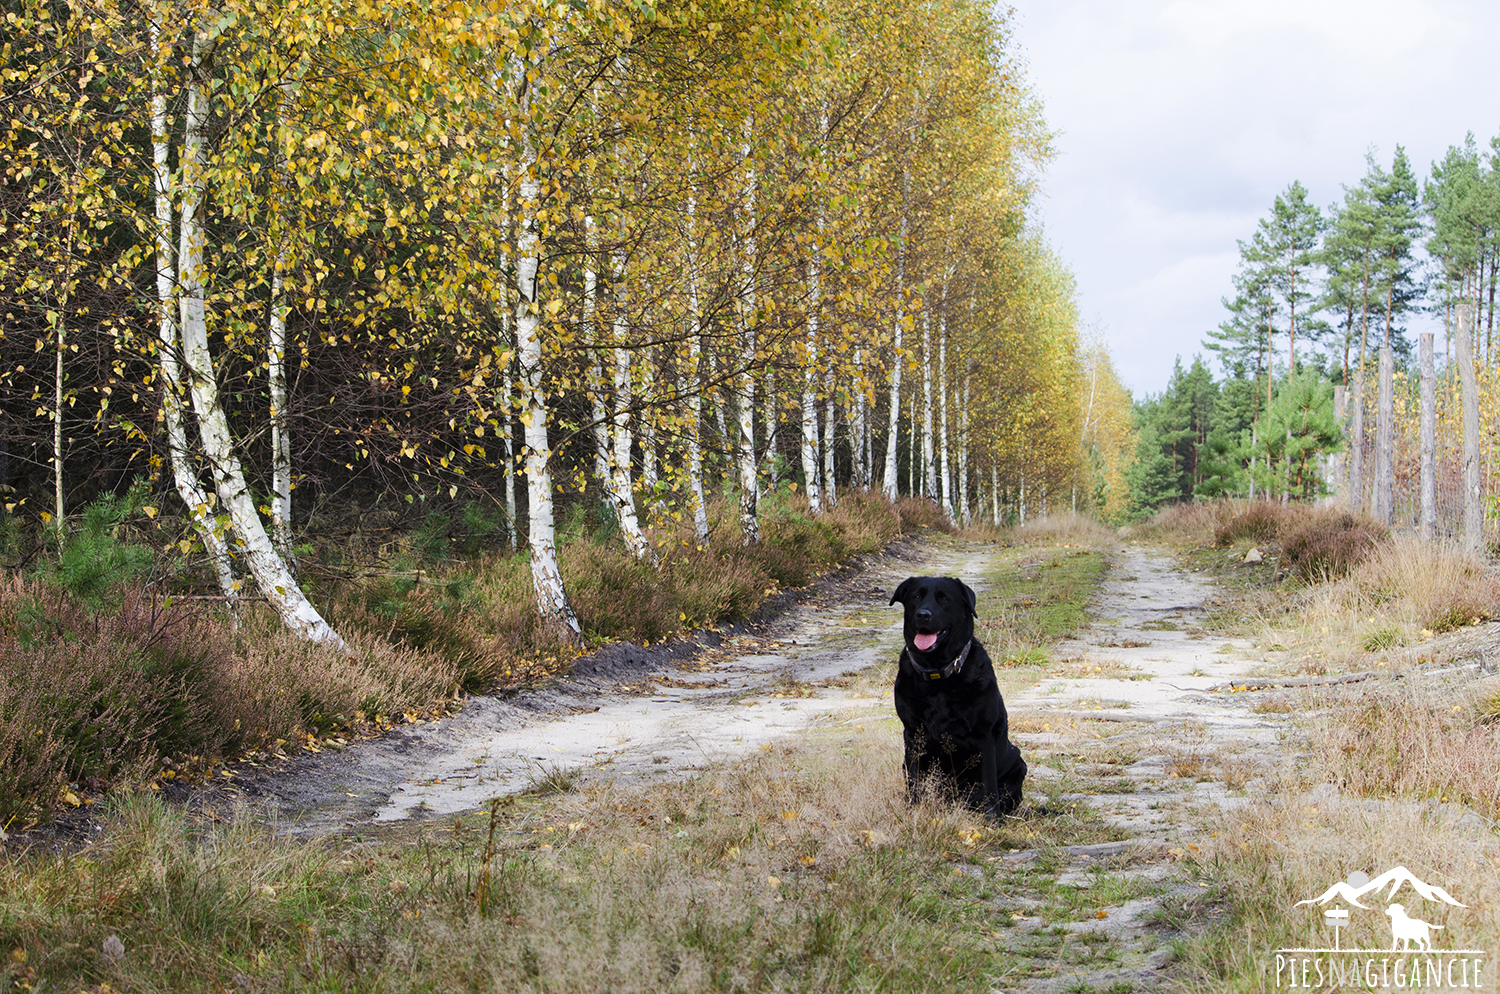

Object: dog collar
[903,639,973,680]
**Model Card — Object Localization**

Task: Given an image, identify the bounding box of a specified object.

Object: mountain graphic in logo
[1295,866,1468,912]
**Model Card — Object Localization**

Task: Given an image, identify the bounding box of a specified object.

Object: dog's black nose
[915,608,932,624]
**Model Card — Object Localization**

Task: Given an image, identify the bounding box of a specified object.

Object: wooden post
[1419,333,1436,541]
[1374,346,1394,526]
[1331,384,1347,503]
[1349,364,1364,512]
[1458,301,1483,553]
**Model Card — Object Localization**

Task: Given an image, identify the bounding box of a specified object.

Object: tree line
[0,0,1114,643]
[1131,135,1500,518]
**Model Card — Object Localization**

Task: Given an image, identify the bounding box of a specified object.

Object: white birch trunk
[822,395,837,506]
[150,17,236,605]
[737,122,759,543]
[799,227,822,514]
[881,199,906,499]
[991,465,1000,525]
[957,377,970,525]
[268,259,292,564]
[177,30,340,646]
[938,311,950,519]
[584,216,612,486]
[921,308,936,499]
[607,247,652,562]
[513,62,581,642]
[685,184,708,543]
[268,80,294,567]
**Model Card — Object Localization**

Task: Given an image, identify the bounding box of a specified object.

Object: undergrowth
[0,489,946,823]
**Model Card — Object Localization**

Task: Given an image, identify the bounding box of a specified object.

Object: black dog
[890,576,1026,817]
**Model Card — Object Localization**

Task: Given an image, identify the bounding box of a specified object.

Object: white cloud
[1014,0,1500,396]
[1159,0,1446,55]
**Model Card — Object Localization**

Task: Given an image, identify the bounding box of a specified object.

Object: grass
[1,712,1131,993]
[0,512,1129,993]
[982,542,1110,664]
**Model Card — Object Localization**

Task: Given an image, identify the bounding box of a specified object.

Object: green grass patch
[980,546,1109,665]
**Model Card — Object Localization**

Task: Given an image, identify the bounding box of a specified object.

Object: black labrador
[890,576,1026,817]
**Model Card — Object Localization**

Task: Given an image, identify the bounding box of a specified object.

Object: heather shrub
[565,541,676,645]
[894,495,951,534]
[661,545,767,626]
[0,587,233,821]
[1280,511,1386,581]
[1213,500,1306,546]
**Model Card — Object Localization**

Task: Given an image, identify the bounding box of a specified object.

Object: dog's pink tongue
[913,632,938,652]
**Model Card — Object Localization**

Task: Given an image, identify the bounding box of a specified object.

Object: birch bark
[268,79,294,566]
[685,184,708,543]
[607,243,652,562]
[177,23,340,645]
[881,167,908,499]
[799,218,823,514]
[822,395,837,507]
[736,123,759,544]
[938,308,950,518]
[921,308,936,499]
[148,15,237,604]
[513,58,581,642]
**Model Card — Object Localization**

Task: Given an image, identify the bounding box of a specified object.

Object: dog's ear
[959,580,978,618]
[889,577,915,606]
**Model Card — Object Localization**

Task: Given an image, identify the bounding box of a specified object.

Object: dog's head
[890,576,977,659]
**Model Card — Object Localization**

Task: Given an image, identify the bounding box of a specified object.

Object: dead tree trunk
[1419,332,1436,541]
[1458,301,1483,553]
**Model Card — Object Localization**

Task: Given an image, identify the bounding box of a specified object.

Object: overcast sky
[1013,0,1500,398]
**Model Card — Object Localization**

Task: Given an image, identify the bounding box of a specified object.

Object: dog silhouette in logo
[1387,903,1444,951]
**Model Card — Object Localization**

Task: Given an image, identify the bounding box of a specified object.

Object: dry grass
[1180,794,1500,992]
[1011,511,1117,546]
[1288,536,1500,669]
[1306,679,1500,817]
[0,718,1108,994]
[1126,500,1229,547]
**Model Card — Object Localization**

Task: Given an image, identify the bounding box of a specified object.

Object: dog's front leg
[903,726,929,802]
[979,740,1001,817]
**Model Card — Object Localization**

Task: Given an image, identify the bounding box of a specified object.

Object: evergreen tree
[1371,146,1424,355]
[1251,372,1343,500]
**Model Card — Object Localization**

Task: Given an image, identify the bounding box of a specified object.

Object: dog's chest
[896,672,1001,739]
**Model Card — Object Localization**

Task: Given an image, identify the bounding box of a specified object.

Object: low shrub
[1213,500,1306,547]
[1280,511,1386,581]
[1312,684,1500,817]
